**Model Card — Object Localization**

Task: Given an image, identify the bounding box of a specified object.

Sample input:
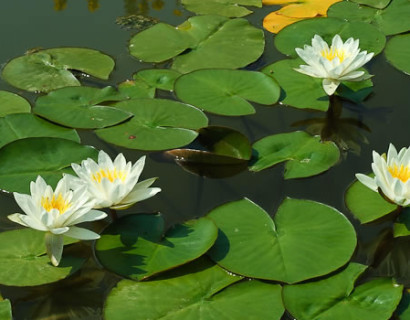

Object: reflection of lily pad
[96,214,218,280]
[34,86,132,129]
[283,263,403,320]
[2,48,115,92]
[385,34,410,75]
[274,17,386,57]
[0,113,80,149]
[0,137,98,193]
[0,229,84,286]
[250,131,340,179]
[104,258,285,320]
[208,198,357,283]
[129,15,264,73]
[175,69,280,116]
[0,91,31,117]
[95,99,208,151]
[181,0,262,17]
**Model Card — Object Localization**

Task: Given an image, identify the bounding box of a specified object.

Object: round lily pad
[2,48,115,92]
[174,69,280,116]
[136,69,181,91]
[274,17,386,57]
[129,15,264,73]
[0,113,80,149]
[95,98,208,151]
[328,0,410,36]
[0,91,31,117]
[250,131,340,179]
[0,228,84,286]
[385,34,410,75]
[208,198,357,283]
[118,79,155,99]
[283,263,403,320]
[96,214,218,280]
[104,258,284,320]
[34,86,132,129]
[345,176,398,223]
[181,0,262,17]
[0,137,98,193]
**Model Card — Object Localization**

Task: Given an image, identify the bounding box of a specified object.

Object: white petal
[322,79,340,95]
[45,233,64,266]
[68,209,107,225]
[355,174,378,192]
[64,226,101,240]
[112,187,162,210]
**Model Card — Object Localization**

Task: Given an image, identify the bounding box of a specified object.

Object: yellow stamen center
[388,164,410,183]
[321,48,346,62]
[41,193,71,214]
[92,168,127,183]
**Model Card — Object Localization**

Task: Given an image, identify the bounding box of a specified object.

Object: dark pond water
[0,1,409,319]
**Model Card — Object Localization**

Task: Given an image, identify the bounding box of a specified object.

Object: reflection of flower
[67,151,161,210]
[356,144,410,207]
[8,176,107,266]
[295,35,374,95]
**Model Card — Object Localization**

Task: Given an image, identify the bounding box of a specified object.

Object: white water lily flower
[356,144,410,207]
[8,176,107,266]
[295,34,374,95]
[66,151,161,210]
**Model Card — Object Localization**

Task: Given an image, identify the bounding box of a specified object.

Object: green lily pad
[129,15,264,73]
[328,0,410,36]
[0,113,80,149]
[0,228,84,286]
[104,258,285,320]
[34,86,131,129]
[274,18,386,57]
[336,75,374,103]
[96,214,218,280]
[0,91,31,117]
[262,59,329,111]
[397,289,410,320]
[350,0,392,9]
[118,79,155,99]
[283,263,403,320]
[345,176,398,223]
[95,98,208,151]
[393,207,410,238]
[250,131,340,179]
[174,69,280,116]
[385,34,410,75]
[0,297,11,320]
[0,137,98,193]
[208,198,357,283]
[136,69,181,91]
[181,0,262,17]
[2,48,115,92]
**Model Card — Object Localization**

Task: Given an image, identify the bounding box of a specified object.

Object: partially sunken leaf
[385,34,410,75]
[34,86,132,129]
[393,207,410,238]
[0,229,84,286]
[345,176,398,223]
[174,69,280,116]
[263,0,341,33]
[0,113,80,149]
[129,15,264,73]
[181,0,262,18]
[250,131,340,179]
[328,0,410,36]
[104,258,284,320]
[96,214,218,281]
[274,18,386,57]
[0,91,31,117]
[283,263,403,320]
[2,48,115,92]
[95,99,208,151]
[0,137,98,193]
[350,0,391,9]
[208,198,357,283]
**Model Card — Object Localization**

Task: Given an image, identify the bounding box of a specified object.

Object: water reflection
[53,0,167,13]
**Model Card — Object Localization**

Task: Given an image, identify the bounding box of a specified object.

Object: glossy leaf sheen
[96,214,218,280]
[104,259,284,320]
[208,198,357,283]
[0,113,80,149]
[181,0,262,17]
[0,91,31,117]
[95,99,208,151]
[250,131,340,179]
[0,229,84,286]
[0,137,98,193]
[283,263,403,320]
[385,34,410,75]
[2,48,115,92]
[175,69,280,116]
